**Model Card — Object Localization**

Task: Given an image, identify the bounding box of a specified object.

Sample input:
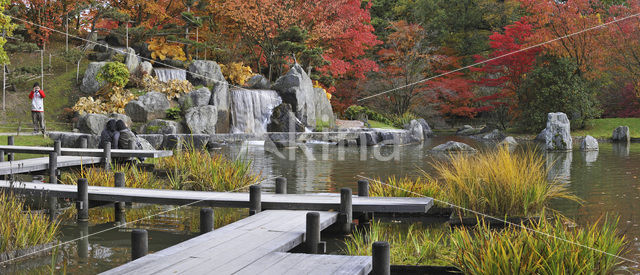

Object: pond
[4,135,640,273]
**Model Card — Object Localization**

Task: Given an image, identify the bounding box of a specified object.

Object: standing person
[28,83,46,134]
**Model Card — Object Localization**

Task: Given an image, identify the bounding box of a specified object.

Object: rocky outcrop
[140,119,184,135]
[356,132,381,146]
[415,119,433,138]
[80,62,108,95]
[179,87,212,108]
[230,89,282,134]
[580,135,599,151]
[432,141,477,152]
[500,136,518,146]
[139,61,153,76]
[268,103,306,132]
[481,129,506,140]
[125,92,171,122]
[124,47,140,73]
[612,126,630,143]
[185,105,218,134]
[76,113,110,135]
[406,120,424,142]
[246,75,270,89]
[210,83,231,133]
[187,60,225,87]
[456,125,479,136]
[539,112,572,151]
[313,87,335,129]
[272,64,317,128]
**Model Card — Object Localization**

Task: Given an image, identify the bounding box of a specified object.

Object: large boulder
[140,119,184,135]
[268,103,306,132]
[540,112,573,151]
[185,105,217,134]
[210,82,230,133]
[482,129,506,140]
[612,126,630,143]
[580,135,599,151]
[405,120,424,142]
[432,141,477,152]
[139,61,153,76]
[76,113,110,135]
[356,132,381,146]
[124,47,140,73]
[80,62,108,95]
[187,60,225,87]
[500,136,518,146]
[246,75,270,89]
[180,87,212,108]
[416,119,433,137]
[313,87,335,129]
[272,63,317,128]
[125,92,171,122]
[456,125,479,136]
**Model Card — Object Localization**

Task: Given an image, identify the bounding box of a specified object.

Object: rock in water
[405,120,424,142]
[246,75,271,89]
[185,105,218,134]
[456,125,478,136]
[580,135,599,151]
[313,87,335,129]
[141,119,184,135]
[80,62,108,95]
[272,64,317,128]
[416,119,433,137]
[76,113,110,135]
[125,92,171,122]
[210,82,231,133]
[268,103,306,132]
[187,60,225,87]
[539,112,573,151]
[230,89,282,134]
[431,141,477,152]
[482,129,506,140]
[612,126,630,143]
[124,47,140,73]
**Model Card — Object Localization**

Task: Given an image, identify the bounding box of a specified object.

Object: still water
[5,136,640,273]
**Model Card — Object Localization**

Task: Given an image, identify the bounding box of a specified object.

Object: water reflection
[546,152,572,183]
[612,142,630,157]
[581,150,598,166]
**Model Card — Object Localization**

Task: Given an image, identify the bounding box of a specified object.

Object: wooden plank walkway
[0,181,433,213]
[101,210,372,275]
[0,145,173,158]
[0,156,102,175]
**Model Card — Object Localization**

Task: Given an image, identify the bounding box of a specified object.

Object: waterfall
[230,89,282,134]
[155,69,186,82]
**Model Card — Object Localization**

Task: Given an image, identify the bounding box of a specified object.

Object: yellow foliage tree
[220,62,253,86]
[148,37,187,62]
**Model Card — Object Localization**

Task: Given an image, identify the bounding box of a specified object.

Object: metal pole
[40,49,44,90]
[126,22,129,49]
[2,64,5,111]
[65,17,69,52]
[131,229,148,261]
[200,208,214,234]
[275,177,287,194]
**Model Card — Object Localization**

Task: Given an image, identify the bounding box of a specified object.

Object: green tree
[517,55,601,132]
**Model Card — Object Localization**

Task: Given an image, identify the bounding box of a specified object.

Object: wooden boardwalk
[0,156,102,175]
[0,181,433,213]
[101,210,371,275]
[0,145,173,158]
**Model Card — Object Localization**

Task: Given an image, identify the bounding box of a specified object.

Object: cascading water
[230,89,282,134]
[155,69,186,82]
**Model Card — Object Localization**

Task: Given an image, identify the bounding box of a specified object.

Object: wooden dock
[0,156,102,175]
[101,210,372,275]
[0,145,173,158]
[0,181,433,213]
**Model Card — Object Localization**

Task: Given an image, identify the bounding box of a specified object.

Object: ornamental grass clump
[0,192,59,254]
[60,163,158,189]
[155,146,261,192]
[449,215,626,274]
[343,221,453,266]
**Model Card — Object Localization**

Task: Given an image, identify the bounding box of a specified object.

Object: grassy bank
[0,135,52,160]
[572,118,640,139]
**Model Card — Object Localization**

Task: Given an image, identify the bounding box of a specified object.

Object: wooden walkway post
[48,152,57,184]
[358,179,371,224]
[79,136,88,148]
[275,177,287,194]
[54,140,61,155]
[131,229,148,261]
[339,188,353,234]
[7,136,13,162]
[249,185,261,215]
[305,212,320,254]
[103,142,111,170]
[114,172,126,224]
[200,208,214,234]
[77,178,89,222]
[372,241,390,275]
[0,149,4,180]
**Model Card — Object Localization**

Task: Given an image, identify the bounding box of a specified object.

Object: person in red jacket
[28,82,46,134]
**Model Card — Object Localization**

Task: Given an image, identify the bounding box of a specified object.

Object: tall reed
[60,163,158,188]
[0,192,58,254]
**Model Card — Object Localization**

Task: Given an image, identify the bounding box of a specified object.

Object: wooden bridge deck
[0,181,433,213]
[0,145,173,158]
[101,210,371,275]
[0,156,102,175]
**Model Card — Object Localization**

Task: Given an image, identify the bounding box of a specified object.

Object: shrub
[142,74,192,100]
[96,61,130,88]
[220,62,253,86]
[166,107,181,120]
[0,192,58,253]
[517,55,601,132]
[449,215,626,274]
